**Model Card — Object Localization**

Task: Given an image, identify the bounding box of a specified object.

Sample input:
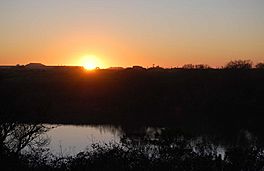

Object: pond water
[45,124,230,158]
[46,125,122,156]
[4,122,260,161]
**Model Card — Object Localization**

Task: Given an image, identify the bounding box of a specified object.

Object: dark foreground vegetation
[0,59,264,170]
[1,123,264,171]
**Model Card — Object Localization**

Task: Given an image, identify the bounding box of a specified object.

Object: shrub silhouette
[182,64,195,69]
[182,64,210,69]
[0,123,50,154]
[256,62,264,69]
[225,60,253,69]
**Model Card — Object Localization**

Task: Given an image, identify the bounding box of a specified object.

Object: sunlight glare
[81,55,100,70]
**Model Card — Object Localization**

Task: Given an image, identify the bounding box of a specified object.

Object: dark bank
[1,65,264,170]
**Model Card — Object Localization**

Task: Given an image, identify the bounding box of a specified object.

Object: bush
[182,64,210,69]
[255,62,264,69]
[225,60,253,69]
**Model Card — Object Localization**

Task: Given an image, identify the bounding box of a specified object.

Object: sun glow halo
[81,55,100,70]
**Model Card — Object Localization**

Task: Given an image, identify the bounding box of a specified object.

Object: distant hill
[25,63,46,69]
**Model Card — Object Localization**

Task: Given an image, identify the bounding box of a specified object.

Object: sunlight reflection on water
[46,125,121,156]
[44,124,237,158]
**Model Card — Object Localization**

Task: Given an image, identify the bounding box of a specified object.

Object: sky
[0,0,264,68]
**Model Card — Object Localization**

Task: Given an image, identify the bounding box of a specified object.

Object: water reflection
[2,123,264,170]
[46,124,122,156]
[45,124,261,159]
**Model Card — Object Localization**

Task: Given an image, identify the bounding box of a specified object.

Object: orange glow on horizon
[1,1,264,67]
[79,55,102,70]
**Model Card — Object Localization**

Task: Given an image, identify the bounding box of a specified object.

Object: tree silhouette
[182,64,210,69]
[0,123,50,154]
[182,64,195,69]
[225,60,253,69]
[255,62,264,69]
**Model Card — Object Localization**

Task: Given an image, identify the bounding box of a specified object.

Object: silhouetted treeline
[0,63,264,131]
[1,59,264,70]
[182,60,264,69]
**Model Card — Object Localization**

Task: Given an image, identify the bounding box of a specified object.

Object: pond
[44,124,238,158]
[46,124,122,156]
[2,122,257,162]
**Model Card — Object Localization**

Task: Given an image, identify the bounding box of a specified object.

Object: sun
[83,63,96,70]
[81,55,100,70]
[83,61,97,70]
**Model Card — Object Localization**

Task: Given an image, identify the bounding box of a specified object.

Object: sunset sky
[0,0,264,68]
